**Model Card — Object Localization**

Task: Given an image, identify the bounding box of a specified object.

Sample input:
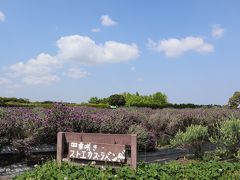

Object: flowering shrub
[128,125,156,151]
[1,104,240,153]
[210,117,240,158]
[170,125,208,158]
[100,109,143,134]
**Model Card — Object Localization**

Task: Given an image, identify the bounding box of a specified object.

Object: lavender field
[1,103,240,154]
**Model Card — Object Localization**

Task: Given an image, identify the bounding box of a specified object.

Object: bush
[210,117,240,158]
[1,105,240,153]
[0,99,6,107]
[0,107,40,154]
[39,103,73,143]
[228,91,240,108]
[100,109,142,134]
[108,94,126,106]
[128,125,156,151]
[170,125,208,158]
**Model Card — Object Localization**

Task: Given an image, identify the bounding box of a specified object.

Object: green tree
[108,94,126,106]
[228,91,240,108]
[88,97,100,104]
[152,92,168,105]
[122,92,168,107]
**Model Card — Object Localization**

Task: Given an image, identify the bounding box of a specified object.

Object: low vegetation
[1,103,240,154]
[170,125,208,158]
[14,160,240,179]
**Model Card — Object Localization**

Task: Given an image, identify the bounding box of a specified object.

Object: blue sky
[0,0,239,104]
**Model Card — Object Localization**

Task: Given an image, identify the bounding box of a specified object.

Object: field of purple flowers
[1,103,240,154]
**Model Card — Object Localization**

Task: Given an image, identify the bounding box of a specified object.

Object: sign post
[57,132,137,169]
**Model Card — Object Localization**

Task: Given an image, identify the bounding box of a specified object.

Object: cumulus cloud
[57,35,139,64]
[0,77,14,87]
[22,75,60,85]
[147,37,214,58]
[6,35,139,85]
[91,28,101,33]
[101,15,117,26]
[65,68,90,79]
[8,53,61,85]
[0,77,19,91]
[0,11,5,22]
[212,24,225,39]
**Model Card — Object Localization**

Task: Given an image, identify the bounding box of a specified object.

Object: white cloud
[147,37,214,58]
[0,77,19,91]
[8,53,61,85]
[5,35,139,85]
[0,77,14,87]
[57,35,139,64]
[0,11,5,22]
[211,24,225,39]
[65,68,90,79]
[101,15,117,26]
[91,28,101,32]
[22,75,59,85]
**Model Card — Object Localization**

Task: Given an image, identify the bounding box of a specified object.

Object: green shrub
[210,117,240,158]
[128,125,156,151]
[0,99,6,107]
[170,125,208,158]
[228,91,240,108]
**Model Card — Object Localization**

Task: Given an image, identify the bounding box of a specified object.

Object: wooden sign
[69,141,126,162]
[57,132,137,169]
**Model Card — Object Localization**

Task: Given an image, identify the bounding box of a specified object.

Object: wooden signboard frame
[57,132,137,169]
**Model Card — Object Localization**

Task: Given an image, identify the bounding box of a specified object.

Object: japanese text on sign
[69,142,126,162]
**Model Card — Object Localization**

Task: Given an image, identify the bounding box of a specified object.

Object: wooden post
[57,132,64,164]
[131,134,137,169]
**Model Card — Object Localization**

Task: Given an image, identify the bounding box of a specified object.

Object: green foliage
[170,125,208,158]
[210,117,240,158]
[228,91,240,108]
[87,96,109,105]
[84,103,110,108]
[0,99,6,107]
[128,125,156,151]
[0,97,30,104]
[123,92,168,108]
[88,97,101,104]
[14,160,240,179]
[108,94,126,106]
